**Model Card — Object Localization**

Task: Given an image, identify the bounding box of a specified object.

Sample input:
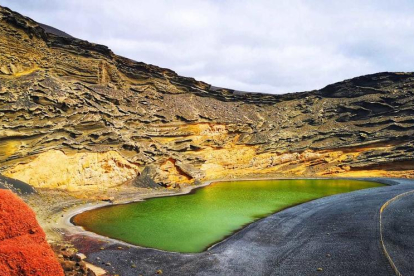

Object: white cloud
[3,0,414,94]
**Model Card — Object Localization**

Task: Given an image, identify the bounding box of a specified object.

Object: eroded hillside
[0,6,413,194]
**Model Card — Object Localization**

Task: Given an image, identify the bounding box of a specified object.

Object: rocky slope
[0,6,413,194]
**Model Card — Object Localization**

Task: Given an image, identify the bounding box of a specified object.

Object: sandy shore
[65,177,414,276]
[57,176,380,242]
[24,177,412,275]
[58,181,213,245]
[24,177,220,249]
[28,176,398,245]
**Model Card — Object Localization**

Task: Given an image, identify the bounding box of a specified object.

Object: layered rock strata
[0,6,413,192]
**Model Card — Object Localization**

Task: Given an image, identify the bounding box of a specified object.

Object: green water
[73,179,383,253]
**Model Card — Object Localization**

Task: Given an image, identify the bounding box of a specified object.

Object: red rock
[0,190,64,276]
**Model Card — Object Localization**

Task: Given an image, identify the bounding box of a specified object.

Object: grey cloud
[3,0,414,94]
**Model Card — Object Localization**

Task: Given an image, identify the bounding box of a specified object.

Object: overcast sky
[3,0,414,94]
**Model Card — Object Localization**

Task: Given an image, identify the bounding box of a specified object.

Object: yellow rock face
[159,159,193,186]
[4,150,140,192]
[3,140,414,194]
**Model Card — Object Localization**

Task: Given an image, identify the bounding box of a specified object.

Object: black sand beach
[63,178,414,276]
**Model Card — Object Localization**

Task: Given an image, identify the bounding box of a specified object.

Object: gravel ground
[0,174,36,194]
[381,182,414,275]
[65,178,414,276]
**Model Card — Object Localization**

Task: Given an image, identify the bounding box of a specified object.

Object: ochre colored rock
[4,150,139,191]
[0,190,64,276]
[0,6,413,194]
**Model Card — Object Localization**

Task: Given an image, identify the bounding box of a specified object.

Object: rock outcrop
[0,6,413,193]
[0,190,64,276]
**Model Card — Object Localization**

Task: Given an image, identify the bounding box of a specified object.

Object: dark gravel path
[382,185,414,275]
[70,178,414,276]
[0,174,36,194]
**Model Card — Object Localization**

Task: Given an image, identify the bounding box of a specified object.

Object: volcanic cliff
[0,6,413,194]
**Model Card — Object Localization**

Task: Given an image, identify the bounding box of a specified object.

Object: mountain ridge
[0,5,413,196]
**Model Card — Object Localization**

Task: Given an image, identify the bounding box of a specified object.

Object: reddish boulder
[0,190,64,276]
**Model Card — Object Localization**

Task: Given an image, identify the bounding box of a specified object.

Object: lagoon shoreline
[59,176,396,245]
[24,176,413,275]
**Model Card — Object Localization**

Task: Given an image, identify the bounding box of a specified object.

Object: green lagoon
[73,179,383,253]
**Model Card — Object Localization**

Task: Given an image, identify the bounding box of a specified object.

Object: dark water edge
[73,179,384,253]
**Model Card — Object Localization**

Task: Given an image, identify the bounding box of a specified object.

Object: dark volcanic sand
[68,178,414,276]
[0,174,36,194]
